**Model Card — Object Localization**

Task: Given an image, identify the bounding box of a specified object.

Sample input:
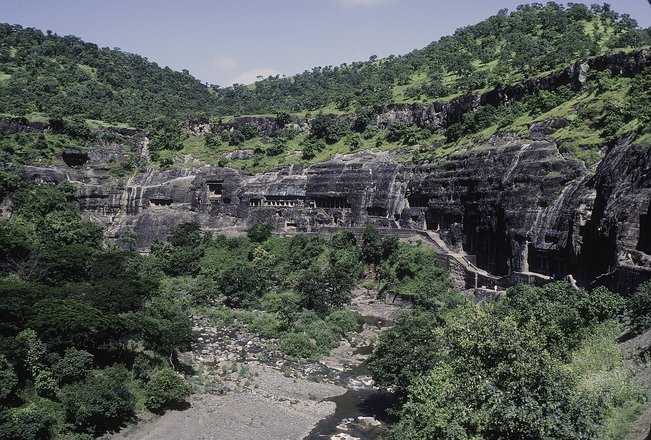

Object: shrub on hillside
[144,368,191,413]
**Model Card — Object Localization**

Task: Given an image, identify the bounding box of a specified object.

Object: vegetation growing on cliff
[212,3,649,115]
[1,4,650,173]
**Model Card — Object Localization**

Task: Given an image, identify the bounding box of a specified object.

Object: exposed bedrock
[22,126,650,293]
[187,49,651,138]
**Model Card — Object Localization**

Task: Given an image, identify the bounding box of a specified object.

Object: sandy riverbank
[111,362,346,440]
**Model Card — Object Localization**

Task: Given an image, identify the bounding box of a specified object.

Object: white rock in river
[357,416,381,426]
[330,434,360,440]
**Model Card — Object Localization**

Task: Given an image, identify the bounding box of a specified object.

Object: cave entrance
[62,148,89,167]
[462,207,510,275]
[206,181,223,205]
[149,195,172,207]
[425,212,461,232]
[407,194,429,208]
[206,180,223,198]
[367,206,387,217]
[527,246,567,277]
[250,198,262,207]
[313,197,348,209]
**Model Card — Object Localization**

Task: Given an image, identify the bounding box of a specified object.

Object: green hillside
[212,3,651,116]
[0,24,219,126]
[0,3,650,173]
[1,4,649,125]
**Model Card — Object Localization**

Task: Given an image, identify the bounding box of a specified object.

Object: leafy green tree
[582,286,626,323]
[167,222,205,247]
[144,368,191,413]
[59,373,135,435]
[247,223,272,243]
[135,300,193,366]
[300,137,326,160]
[309,114,349,144]
[266,135,288,156]
[0,402,56,440]
[368,310,444,392]
[0,355,18,402]
[34,370,58,398]
[15,329,47,379]
[629,281,651,335]
[391,310,601,440]
[627,67,651,126]
[148,119,187,152]
[325,309,357,335]
[52,348,93,384]
[204,132,221,149]
[361,224,396,267]
[331,230,357,250]
[492,282,590,358]
[217,264,268,308]
[295,264,353,317]
[27,299,118,351]
[361,224,384,266]
[30,243,95,284]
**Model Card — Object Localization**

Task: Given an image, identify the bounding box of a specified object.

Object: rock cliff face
[186,49,651,138]
[20,122,650,293]
[7,50,651,293]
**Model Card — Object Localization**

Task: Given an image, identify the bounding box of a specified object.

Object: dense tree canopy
[0,24,220,126]
[211,3,650,115]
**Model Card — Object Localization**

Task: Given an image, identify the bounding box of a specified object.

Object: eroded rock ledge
[20,126,651,294]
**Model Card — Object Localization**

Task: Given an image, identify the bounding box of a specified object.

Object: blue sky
[2,0,650,86]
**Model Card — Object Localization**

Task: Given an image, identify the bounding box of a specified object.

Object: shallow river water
[304,315,395,439]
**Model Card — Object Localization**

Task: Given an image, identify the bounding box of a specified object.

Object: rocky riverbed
[111,289,403,440]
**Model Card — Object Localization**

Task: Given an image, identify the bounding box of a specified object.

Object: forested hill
[0,24,220,126]
[1,3,650,127]
[213,2,651,116]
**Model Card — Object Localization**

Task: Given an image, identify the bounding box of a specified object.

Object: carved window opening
[149,197,172,207]
[263,195,303,207]
[407,194,430,208]
[314,197,348,209]
[250,198,262,207]
[206,181,223,197]
[367,206,387,217]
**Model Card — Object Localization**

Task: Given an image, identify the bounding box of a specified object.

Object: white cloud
[230,67,282,85]
[337,0,395,8]
[212,55,239,71]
